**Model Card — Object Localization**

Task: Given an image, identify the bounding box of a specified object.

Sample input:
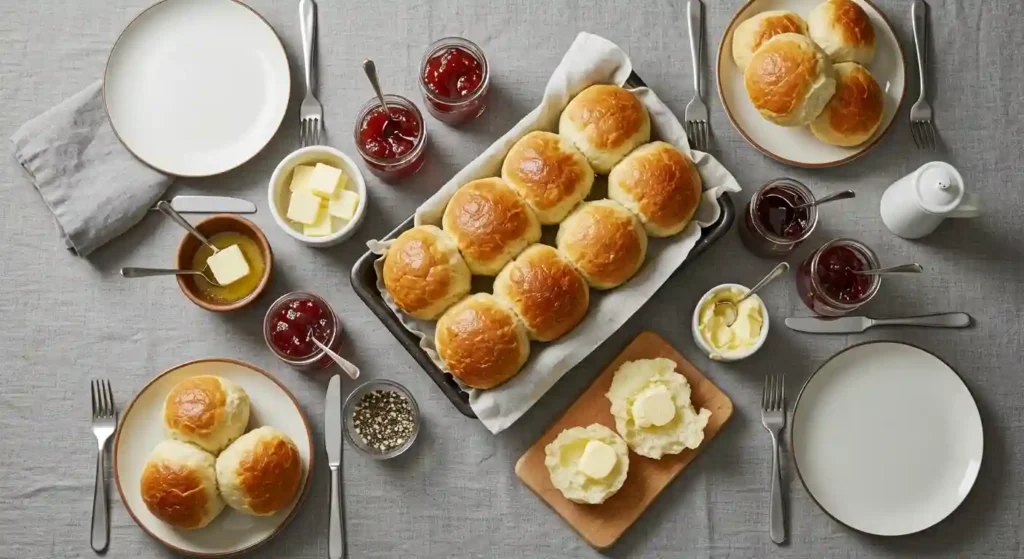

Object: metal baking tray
[350,72,736,418]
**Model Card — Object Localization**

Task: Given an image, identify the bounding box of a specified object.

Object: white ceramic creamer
[880,162,980,239]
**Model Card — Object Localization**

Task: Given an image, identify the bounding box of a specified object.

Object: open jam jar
[739,179,817,257]
[263,291,341,370]
[353,94,427,181]
[418,37,490,125]
[796,239,881,316]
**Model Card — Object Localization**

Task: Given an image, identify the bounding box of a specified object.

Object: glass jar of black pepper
[343,379,420,460]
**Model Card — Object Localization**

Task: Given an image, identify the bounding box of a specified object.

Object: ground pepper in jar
[352,390,417,453]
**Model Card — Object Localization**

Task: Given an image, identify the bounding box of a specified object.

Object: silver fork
[685,0,709,152]
[299,0,323,147]
[910,0,936,151]
[90,379,117,553]
[761,374,786,544]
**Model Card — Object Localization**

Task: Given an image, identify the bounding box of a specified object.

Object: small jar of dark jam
[263,291,341,370]
[353,94,427,181]
[418,37,490,125]
[739,178,817,257]
[796,239,881,316]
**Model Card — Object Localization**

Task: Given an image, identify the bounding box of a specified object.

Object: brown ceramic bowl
[175,215,273,312]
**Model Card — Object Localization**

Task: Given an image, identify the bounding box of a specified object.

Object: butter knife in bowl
[786,312,971,334]
[149,195,256,214]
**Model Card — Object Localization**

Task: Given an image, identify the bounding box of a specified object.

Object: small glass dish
[796,239,881,316]
[738,178,818,258]
[352,94,427,181]
[263,291,342,371]
[418,37,490,125]
[343,379,420,460]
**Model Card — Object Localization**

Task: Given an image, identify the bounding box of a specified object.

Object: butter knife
[785,312,972,334]
[149,196,256,214]
[326,374,345,559]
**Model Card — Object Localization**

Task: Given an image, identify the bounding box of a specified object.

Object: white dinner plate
[717,0,906,167]
[791,342,983,536]
[114,359,313,557]
[104,0,290,176]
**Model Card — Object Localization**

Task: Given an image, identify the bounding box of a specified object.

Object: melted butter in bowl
[692,285,769,361]
[191,232,266,303]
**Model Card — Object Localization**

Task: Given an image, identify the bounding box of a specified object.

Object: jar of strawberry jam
[263,291,341,370]
[418,37,490,125]
[796,239,881,316]
[739,178,818,257]
[353,94,427,181]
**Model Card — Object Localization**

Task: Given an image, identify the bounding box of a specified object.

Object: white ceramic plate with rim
[104,0,290,177]
[113,359,313,557]
[791,342,983,536]
[717,0,906,167]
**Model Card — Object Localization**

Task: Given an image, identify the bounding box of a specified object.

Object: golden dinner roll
[442,178,542,276]
[744,33,837,126]
[731,10,809,71]
[556,200,648,290]
[808,0,877,65]
[383,225,472,320]
[164,375,249,454]
[810,62,884,146]
[216,426,304,516]
[493,244,590,342]
[140,440,224,530]
[434,293,530,389]
[501,131,595,224]
[608,142,703,237]
[558,85,651,174]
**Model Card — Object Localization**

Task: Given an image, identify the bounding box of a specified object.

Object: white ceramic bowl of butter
[268,146,367,247]
[691,283,769,362]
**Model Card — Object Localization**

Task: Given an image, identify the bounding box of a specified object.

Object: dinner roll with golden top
[434,293,530,389]
[744,33,837,126]
[164,375,249,454]
[140,440,224,530]
[383,225,471,320]
[608,142,703,237]
[556,200,648,290]
[216,426,304,516]
[731,10,809,71]
[559,85,651,174]
[808,0,876,65]
[442,178,542,276]
[501,131,595,224]
[493,244,590,342]
[810,62,884,146]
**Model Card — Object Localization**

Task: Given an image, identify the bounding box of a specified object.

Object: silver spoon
[853,263,924,276]
[120,267,223,287]
[311,337,360,380]
[157,201,219,254]
[362,59,393,133]
[793,189,856,210]
[715,262,790,326]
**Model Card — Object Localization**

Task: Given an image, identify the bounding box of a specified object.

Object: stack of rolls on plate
[731,0,886,146]
[381,83,703,391]
[139,375,304,530]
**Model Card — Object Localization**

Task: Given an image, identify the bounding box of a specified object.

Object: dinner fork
[910,0,936,151]
[761,374,786,544]
[90,379,117,553]
[685,0,709,152]
[299,0,323,147]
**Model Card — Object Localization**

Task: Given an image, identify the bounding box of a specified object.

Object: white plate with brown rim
[113,359,313,557]
[717,0,906,167]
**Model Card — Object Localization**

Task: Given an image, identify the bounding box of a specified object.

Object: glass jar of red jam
[263,291,341,370]
[796,239,881,316]
[418,37,490,125]
[353,94,427,181]
[739,178,818,257]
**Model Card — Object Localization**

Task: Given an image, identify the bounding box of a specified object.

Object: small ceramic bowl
[175,215,273,312]
[268,146,368,247]
[691,283,770,362]
[342,379,420,460]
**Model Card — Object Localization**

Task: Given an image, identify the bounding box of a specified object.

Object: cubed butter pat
[286,189,322,225]
[631,384,677,428]
[328,190,360,220]
[288,165,316,192]
[308,163,343,199]
[205,244,250,286]
[579,440,617,480]
[303,210,334,237]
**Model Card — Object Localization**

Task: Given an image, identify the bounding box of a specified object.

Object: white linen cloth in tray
[369,32,741,434]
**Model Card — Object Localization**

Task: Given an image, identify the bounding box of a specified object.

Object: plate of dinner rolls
[113,359,311,557]
[718,0,906,167]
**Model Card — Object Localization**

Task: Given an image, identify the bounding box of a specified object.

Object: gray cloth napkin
[10,81,173,257]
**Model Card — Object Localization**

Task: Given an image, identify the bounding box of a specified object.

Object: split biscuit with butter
[544,423,629,505]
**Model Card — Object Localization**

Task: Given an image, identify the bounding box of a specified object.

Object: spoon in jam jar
[792,189,857,210]
[715,262,790,326]
[852,263,924,276]
[362,59,394,134]
[311,337,360,380]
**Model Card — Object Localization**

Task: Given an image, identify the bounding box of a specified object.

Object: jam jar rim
[808,238,882,311]
[417,36,490,106]
[263,290,340,366]
[748,178,819,246]
[352,94,428,168]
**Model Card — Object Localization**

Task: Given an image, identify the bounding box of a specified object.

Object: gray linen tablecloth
[1,1,1021,558]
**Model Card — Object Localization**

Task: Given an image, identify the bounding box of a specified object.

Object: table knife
[785,312,972,334]
[326,374,345,559]
[149,196,256,214]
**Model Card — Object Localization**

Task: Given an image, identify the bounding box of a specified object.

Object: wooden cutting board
[514,330,733,550]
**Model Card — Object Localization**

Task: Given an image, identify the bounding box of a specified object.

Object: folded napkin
[10,81,173,256]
